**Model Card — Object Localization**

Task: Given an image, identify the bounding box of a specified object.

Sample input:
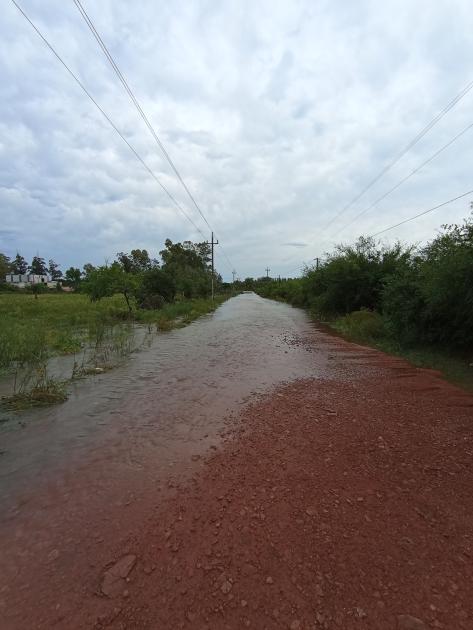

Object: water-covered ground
[0,292,354,628]
[0,293,340,507]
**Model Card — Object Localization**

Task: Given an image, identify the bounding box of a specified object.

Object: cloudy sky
[1,0,473,280]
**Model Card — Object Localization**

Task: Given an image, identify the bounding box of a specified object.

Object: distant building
[4,273,59,289]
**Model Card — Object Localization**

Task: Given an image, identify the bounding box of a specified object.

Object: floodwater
[0,293,350,627]
[0,293,339,505]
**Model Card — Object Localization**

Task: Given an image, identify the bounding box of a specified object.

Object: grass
[136,295,228,329]
[0,291,229,407]
[2,379,68,410]
[330,310,473,393]
[0,292,227,369]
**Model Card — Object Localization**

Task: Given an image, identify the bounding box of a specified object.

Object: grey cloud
[1,0,473,280]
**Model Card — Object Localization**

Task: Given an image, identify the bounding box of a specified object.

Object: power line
[323,78,473,230]
[73,0,235,274]
[370,189,473,237]
[73,0,211,230]
[338,120,473,233]
[10,0,207,241]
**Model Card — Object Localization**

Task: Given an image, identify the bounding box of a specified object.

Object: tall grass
[0,293,228,406]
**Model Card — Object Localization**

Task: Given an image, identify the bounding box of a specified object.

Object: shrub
[137,268,175,308]
[333,309,385,341]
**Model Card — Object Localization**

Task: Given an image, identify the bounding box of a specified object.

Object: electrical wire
[370,189,473,237]
[323,78,473,230]
[338,120,473,233]
[11,0,208,241]
[73,0,235,273]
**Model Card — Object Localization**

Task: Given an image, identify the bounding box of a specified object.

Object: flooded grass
[0,292,229,407]
[2,379,68,410]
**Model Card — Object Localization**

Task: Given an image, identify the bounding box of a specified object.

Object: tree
[82,263,139,312]
[11,253,28,275]
[137,268,176,309]
[0,253,11,279]
[29,283,47,300]
[116,249,153,274]
[29,256,48,276]
[64,267,82,289]
[302,237,411,316]
[48,259,62,280]
[160,239,212,298]
[82,263,96,279]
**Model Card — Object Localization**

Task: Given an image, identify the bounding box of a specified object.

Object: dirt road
[1,294,472,629]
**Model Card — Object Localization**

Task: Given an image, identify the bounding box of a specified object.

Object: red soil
[101,365,472,629]
[3,345,473,629]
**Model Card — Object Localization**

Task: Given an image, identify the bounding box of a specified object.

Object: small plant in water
[2,377,67,410]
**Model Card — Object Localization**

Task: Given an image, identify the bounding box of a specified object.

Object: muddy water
[0,293,337,503]
[0,293,347,626]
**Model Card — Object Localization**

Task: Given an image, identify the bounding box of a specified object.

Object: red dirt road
[3,334,473,629]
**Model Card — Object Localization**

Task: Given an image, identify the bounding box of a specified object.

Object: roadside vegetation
[0,239,230,409]
[254,214,473,392]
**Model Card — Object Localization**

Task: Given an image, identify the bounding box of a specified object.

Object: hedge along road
[1,291,473,629]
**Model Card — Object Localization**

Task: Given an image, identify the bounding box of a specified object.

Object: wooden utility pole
[265,267,270,278]
[211,231,219,300]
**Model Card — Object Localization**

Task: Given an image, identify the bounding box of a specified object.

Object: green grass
[330,310,473,393]
[136,295,228,328]
[0,292,229,375]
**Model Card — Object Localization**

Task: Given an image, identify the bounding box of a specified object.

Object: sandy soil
[2,338,473,629]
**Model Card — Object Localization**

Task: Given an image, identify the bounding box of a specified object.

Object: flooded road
[0,292,351,628]
[0,293,335,502]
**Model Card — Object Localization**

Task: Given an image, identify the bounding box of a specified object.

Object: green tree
[0,253,11,279]
[11,253,28,275]
[48,259,62,280]
[82,263,96,279]
[64,267,82,289]
[137,268,176,309]
[29,282,48,300]
[117,249,153,273]
[83,263,139,312]
[160,239,212,298]
[29,256,48,275]
[303,237,411,316]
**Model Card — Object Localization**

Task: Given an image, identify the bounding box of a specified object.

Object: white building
[4,273,58,289]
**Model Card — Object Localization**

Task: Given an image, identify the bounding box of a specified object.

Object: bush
[333,309,385,341]
[303,237,411,316]
[418,217,473,349]
[381,215,473,351]
[137,268,175,308]
[256,214,473,354]
[381,260,425,345]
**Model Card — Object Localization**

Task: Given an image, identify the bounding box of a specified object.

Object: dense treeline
[0,239,224,310]
[256,215,473,352]
[0,253,62,280]
[83,240,223,311]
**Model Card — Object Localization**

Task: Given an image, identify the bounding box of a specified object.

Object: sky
[1,0,473,281]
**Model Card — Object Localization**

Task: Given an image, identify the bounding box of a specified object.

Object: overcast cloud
[1,0,473,280]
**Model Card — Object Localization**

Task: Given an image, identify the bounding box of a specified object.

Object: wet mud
[1,293,472,629]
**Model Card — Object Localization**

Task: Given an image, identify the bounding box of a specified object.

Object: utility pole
[265,267,270,278]
[232,270,236,284]
[211,231,219,301]
[315,257,320,270]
